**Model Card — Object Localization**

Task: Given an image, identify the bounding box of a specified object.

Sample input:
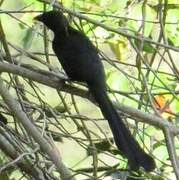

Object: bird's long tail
[88,83,155,171]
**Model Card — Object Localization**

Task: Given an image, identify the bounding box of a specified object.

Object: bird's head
[34,10,68,33]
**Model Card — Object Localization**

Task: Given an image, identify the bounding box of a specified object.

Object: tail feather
[88,83,155,171]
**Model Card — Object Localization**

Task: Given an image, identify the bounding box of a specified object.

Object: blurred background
[0,0,179,179]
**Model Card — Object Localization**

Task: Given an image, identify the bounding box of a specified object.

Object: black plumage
[34,11,155,171]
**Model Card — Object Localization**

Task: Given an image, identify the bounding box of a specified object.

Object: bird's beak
[33,14,43,22]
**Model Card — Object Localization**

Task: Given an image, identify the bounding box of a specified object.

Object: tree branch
[0,77,76,180]
[0,61,178,136]
[37,0,179,53]
[0,127,46,179]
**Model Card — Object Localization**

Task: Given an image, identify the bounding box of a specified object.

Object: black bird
[34,11,155,172]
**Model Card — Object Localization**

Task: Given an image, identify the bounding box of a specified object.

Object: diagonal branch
[37,0,179,53]
[0,77,76,180]
[0,127,46,179]
[164,127,179,180]
[0,61,178,135]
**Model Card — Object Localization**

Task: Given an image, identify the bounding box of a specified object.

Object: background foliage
[0,0,179,179]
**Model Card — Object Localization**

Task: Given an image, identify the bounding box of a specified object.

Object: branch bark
[0,127,46,180]
[0,61,178,135]
[0,77,76,180]
[37,0,179,53]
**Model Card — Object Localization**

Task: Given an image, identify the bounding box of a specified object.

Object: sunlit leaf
[22,28,33,48]
[128,4,154,37]
[166,9,179,46]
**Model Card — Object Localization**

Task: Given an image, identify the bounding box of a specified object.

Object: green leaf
[22,28,34,49]
[165,9,179,46]
[153,140,166,150]
[142,41,155,53]
[128,4,154,37]
[23,0,43,9]
[0,172,10,180]
[106,0,126,12]
[133,36,155,53]
[0,155,11,179]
